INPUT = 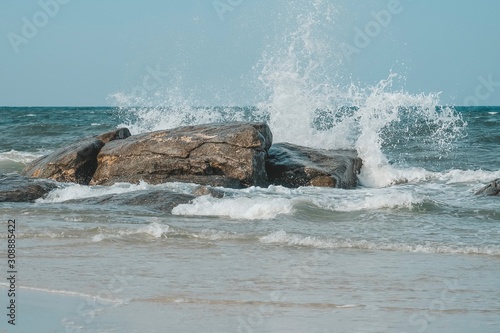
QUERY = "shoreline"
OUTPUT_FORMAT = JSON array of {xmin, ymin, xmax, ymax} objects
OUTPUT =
[{"xmin": 0, "ymin": 286, "xmax": 123, "ymax": 332}]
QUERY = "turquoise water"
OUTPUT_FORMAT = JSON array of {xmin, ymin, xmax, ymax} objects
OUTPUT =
[{"xmin": 0, "ymin": 106, "xmax": 499, "ymax": 332}]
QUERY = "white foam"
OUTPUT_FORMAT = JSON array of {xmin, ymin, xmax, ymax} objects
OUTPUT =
[
  {"xmin": 138, "ymin": 222, "xmax": 170, "ymax": 238},
  {"xmin": 437, "ymin": 169, "xmax": 500, "ymax": 184},
  {"xmin": 256, "ymin": 15, "xmax": 466, "ymax": 188},
  {"xmin": 37, "ymin": 181, "xmax": 153, "ymax": 203},
  {"xmin": 259, "ymin": 230, "xmax": 500, "ymax": 256},
  {"xmin": 331, "ymin": 190, "xmax": 422, "ymax": 212},
  {"xmin": 91, "ymin": 222, "xmax": 171, "ymax": 242},
  {"xmin": 0, "ymin": 150, "xmax": 45, "ymax": 164},
  {"xmin": 172, "ymin": 195, "xmax": 294, "ymax": 220}
]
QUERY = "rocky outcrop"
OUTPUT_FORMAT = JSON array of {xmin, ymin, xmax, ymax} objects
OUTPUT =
[
  {"xmin": 0, "ymin": 174, "xmax": 58, "ymax": 202},
  {"xmin": 18, "ymin": 123, "xmax": 363, "ymax": 190},
  {"xmin": 91, "ymin": 122, "xmax": 272, "ymax": 188},
  {"xmin": 475, "ymin": 179, "xmax": 500, "ymax": 196},
  {"xmin": 20, "ymin": 129, "xmax": 131, "ymax": 185},
  {"xmin": 266, "ymin": 143, "xmax": 362, "ymax": 188}
]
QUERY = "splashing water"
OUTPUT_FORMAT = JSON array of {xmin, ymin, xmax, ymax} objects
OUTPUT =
[
  {"xmin": 110, "ymin": 87, "xmax": 257, "ymax": 134},
  {"xmin": 109, "ymin": 0, "xmax": 466, "ymax": 188},
  {"xmin": 254, "ymin": 3, "xmax": 466, "ymax": 188}
]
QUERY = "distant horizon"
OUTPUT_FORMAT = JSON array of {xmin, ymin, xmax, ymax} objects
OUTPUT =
[{"xmin": 1, "ymin": 105, "xmax": 500, "ymax": 108}]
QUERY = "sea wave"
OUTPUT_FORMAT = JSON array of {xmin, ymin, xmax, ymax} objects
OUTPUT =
[
  {"xmin": 0, "ymin": 149, "xmax": 45, "ymax": 164},
  {"xmin": 36, "ymin": 181, "xmax": 196, "ymax": 203},
  {"xmin": 91, "ymin": 222, "xmax": 172, "ymax": 242},
  {"xmin": 259, "ymin": 230, "xmax": 500, "ymax": 256},
  {"xmin": 91, "ymin": 224, "xmax": 248, "ymax": 243},
  {"xmin": 314, "ymin": 189, "xmax": 423, "ymax": 212},
  {"xmin": 172, "ymin": 195, "xmax": 294, "ymax": 220}
]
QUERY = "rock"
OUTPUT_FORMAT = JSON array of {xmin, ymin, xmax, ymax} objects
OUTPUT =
[
  {"xmin": 20, "ymin": 128, "xmax": 131, "ymax": 185},
  {"xmin": 475, "ymin": 179, "xmax": 500, "ymax": 196},
  {"xmin": 63, "ymin": 190, "xmax": 195, "ymax": 213},
  {"xmin": 0, "ymin": 173, "xmax": 58, "ymax": 202},
  {"xmin": 95, "ymin": 128, "xmax": 132, "ymax": 144},
  {"xmin": 91, "ymin": 122, "xmax": 272, "ymax": 188},
  {"xmin": 20, "ymin": 139, "xmax": 104, "ymax": 185},
  {"xmin": 17, "ymin": 124, "xmax": 365, "ymax": 190},
  {"xmin": 265, "ymin": 143, "xmax": 362, "ymax": 189},
  {"xmin": 192, "ymin": 185, "xmax": 226, "ymax": 198}
]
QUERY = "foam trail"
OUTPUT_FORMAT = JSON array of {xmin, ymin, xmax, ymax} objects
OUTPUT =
[
  {"xmin": 36, "ymin": 181, "xmax": 153, "ymax": 203},
  {"xmin": 259, "ymin": 230, "xmax": 500, "ymax": 256}
]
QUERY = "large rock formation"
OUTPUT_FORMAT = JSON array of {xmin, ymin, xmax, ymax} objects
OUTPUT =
[
  {"xmin": 266, "ymin": 143, "xmax": 362, "ymax": 188},
  {"xmin": 20, "ymin": 129, "xmax": 131, "ymax": 185},
  {"xmin": 475, "ymin": 179, "xmax": 500, "ymax": 196},
  {"xmin": 91, "ymin": 122, "xmax": 272, "ymax": 188},
  {"xmin": 19, "ymin": 123, "xmax": 363, "ymax": 190},
  {"xmin": 0, "ymin": 174, "xmax": 58, "ymax": 202}
]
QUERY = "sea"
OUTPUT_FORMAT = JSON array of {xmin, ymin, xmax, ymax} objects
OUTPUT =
[{"xmin": 0, "ymin": 103, "xmax": 499, "ymax": 333}]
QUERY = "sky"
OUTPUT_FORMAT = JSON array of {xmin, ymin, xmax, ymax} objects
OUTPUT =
[{"xmin": 1, "ymin": 0, "xmax": 499, "ymax": 107}]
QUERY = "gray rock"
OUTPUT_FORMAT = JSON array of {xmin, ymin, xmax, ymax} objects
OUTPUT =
[
  {"xmin": 91, "ymin": 122, "xmax": 272, "ymax": 188},
  {"xmin": 265, "ymin": 143, "xmax": 362, "ymax": 189},
  {"xmin": 16, "ymin": 124, "xmax": 365, "ymax": 190},
  {"xmin": 0, "ymin": 174, "xmax": 58, "ymax": 202},
  {"xmin": 95, "ymin": 128, "xmax": 131, "ymax": 144},
  {"xmin": 20, "ymin": 128, "xmax": 131, "ymax": 185},
  {"xmin": 475, "ymin": 179, "xmax": 500, "ymax": 196},
  {"xmin": 192, "ymin": 185, "xmax": 226, "ymax": 198},
  {"xmin": 63, "ymin": 190, "xmax": 195, "ymax": 213}
]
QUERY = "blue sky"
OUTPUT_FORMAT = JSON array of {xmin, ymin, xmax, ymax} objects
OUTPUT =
[{"xmin": 1, "ymin": 0, "xmax": 499, "ymax": 106}]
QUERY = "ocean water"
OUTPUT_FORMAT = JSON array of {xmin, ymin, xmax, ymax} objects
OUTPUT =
[{"xmin": 0, "ymin": 104, "xmax": 499, "ymax": 333}]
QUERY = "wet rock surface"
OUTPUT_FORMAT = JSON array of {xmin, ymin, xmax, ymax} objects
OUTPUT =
[
  {"xmin": 19, "ymin": 123, "xmax": 363, "ymax": 190},
  {"xmin": 475, "ymin": 179, "xmax": 500, "ymax": 196},
  {"xmin": 63, "ymin": 190, "xmax": 195, "ymax": 213},
  {"xmin": 266, "ymin": 142, "xmax": 362, "ymax": 188},
  {"xmin": 0, "ymin": 173, "xmax": 59, "ymax": 202},
  {"xmin": 21, "ymin": 128, "xmax": 131, "ymax": 185},
  {"xmin": 91, "ymin": 122, "xmax": 272, "ymax": 188}
]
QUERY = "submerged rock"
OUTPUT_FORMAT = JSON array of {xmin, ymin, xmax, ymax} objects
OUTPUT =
[
  {"xmin": 266, "ymin": 143, "xmax": 362, "ymax": 189},
  {"xmin": 0, "ymin": 174, "xmax": 58, "ymax": 202},
  {"xmin": 192, "ymin": 185, "xmax": 226, "ymax": 198},
  {"xmin": 20, "ymin": 128, "xmax": 131, "ymax": 185},
  {"xmin": 63, "ymin": 190, "xmax": 195, "ymax": 213},
  {"xmin": 475, "ymin": 179, "xmax": 500, "ymax": 196},
  {"xmin": 91, "ymin": 122, "xmax": 272, "ymax": 188}
]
